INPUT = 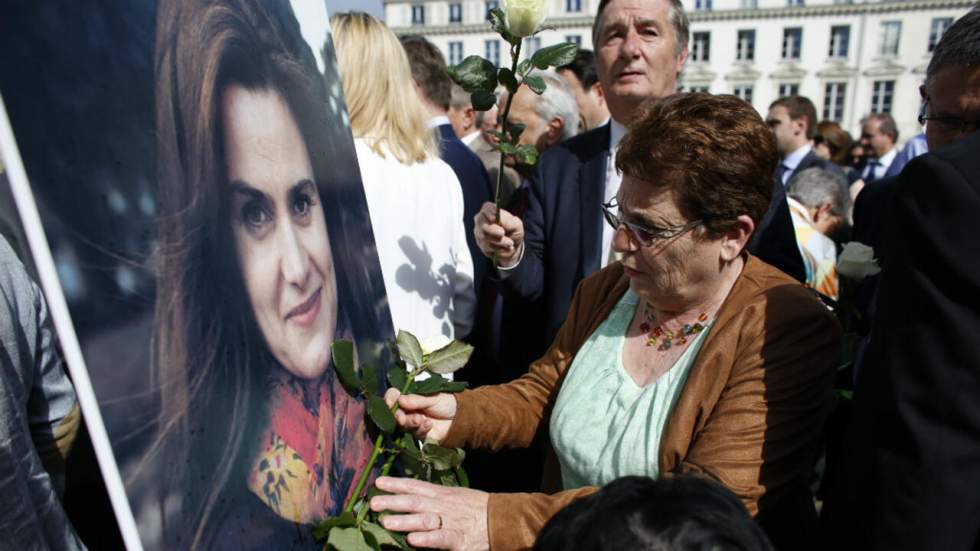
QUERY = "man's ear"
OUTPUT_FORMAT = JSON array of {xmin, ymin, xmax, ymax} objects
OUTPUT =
[
  {"xmin": 462, "ymin": 106, "xmax": 476, "ymax": 130},
  {"xmin": 590, "ymin": 82, "xmax": 607, "ymax": 109},
  {"xmin": 720, "ymin": 214, "xmax": 755, "ymax": 261},
  {"xmin": 541, "ymin": 117, "xmax": 564, "ymax": 149},
  {"xmin": 813, "ymin": 202, "xmax": 834, "ymax": 223}
]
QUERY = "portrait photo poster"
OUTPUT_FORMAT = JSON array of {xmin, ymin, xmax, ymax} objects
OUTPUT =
[{"xmin": 0, "ymin": 1, "xmax": 395, "ymax": 549}]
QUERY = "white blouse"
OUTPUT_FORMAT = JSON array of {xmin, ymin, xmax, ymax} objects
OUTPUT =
[{"xmin": 355, "ymin": 138, "xmax": 476, "ymax": 343}]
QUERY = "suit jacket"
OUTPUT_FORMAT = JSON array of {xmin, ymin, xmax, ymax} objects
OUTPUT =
[
  {"xmin": 787, "ymin": 150, "xmax": 845, "ymax": 183},
  {"xmin": 469, "ymin": 134, "xmax": 521, "ymax": 211},
  {"xmin": 436, "ymin": 124, "xmax": 493, "ymax": 297},
  {"xmin": 504, "ymin": 123, "xmax": 807, "ymax": 355},
  {"xmin": 826, "ymin": 131, "xmax": 980, "ymax": 550},
  {"xmin": 444, "ymin": 256, "xmax": 840, "ymax": 551}
]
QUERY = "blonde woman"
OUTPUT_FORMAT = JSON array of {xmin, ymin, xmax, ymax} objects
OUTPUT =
[{"xmin": 333, "ymin": 12, "xmax": 475, "ymax": 344}]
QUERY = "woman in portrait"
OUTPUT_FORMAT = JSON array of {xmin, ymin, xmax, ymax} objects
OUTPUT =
[
  {"xmin": 331, "ymin": 12, "xmax": 476, "ymax": 345},
  {"xmin": 150, "ymin": 0, "xmax": 385, "ymax": 547},
  {"xmin": 373, "ymin": 94, "xmax": 841, "ymax": 551}
]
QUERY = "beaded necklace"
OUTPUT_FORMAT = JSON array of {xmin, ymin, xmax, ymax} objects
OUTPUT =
[{"xmin": 640, "ymin": 304, "xmax": 708, "ymax": 351}]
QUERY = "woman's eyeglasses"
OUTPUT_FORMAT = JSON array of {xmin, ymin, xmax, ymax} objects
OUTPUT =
[{"xmin": 600, "ymin": 198, "xmax": 703, "ymax": 247}]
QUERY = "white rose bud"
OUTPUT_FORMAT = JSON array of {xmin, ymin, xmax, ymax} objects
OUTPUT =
[
  {"xmin": 504, "ymin": 0, "xmax": 547, "ymax": 38},
  {"xmin": 837, "ymin": 241, "xmax": 882, "ymax": 280}
]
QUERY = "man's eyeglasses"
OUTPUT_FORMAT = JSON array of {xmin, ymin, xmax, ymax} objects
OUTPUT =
[
  {"xmin": 600, "ymin": 198, "xmax": 703, "ymax": 247},
  {"xmin": 918, "ymin": 98, "xmax": 980, "ymax": 135}
]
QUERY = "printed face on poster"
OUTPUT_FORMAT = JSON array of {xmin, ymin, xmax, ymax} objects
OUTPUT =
[{"xmin": 0, "ymin": 1, "xmax": 393, "ymax": 548}]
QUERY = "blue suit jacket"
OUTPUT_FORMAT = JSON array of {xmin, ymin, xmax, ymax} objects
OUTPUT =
[
  {"xmin": 500, "ymin": 122, "xmax": 805, "ymax": 352},
  {"xmin": 435, "ymin": 123, "xmax": 492, "ymax": 297}
]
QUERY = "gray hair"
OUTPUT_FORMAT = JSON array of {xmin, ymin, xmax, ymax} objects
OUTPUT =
[
  {"xmin": 787, "ymin": 167, "xmax": 850, "ymax": 217},
  {"xmin": 532, "ymin": 70, "xmax": 579, "ymax": 141},
  {"xmin": 926, "ymin": 7, "xmax": 980, "ymax": 94},
  {"xmin": 592, "ymin": 0, "xmax": 690, "ymax": 55}
]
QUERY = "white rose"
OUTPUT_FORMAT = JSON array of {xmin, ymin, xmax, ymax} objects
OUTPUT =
[
  {"xmin": 837, "ymin": 242, "xmax": 882, "ymax": 280},
  {"xmin": 504, "ymin": 0, "xmax": 547, "ymax": 38}
]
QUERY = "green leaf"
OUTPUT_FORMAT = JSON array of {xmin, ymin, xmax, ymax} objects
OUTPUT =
[
  {"xmin": 523, "ymin": 75, "xmax": 546, "ymax": 95},
  {"xmin": 399, "ymin": 445, "xmax": 424, "ymax": 477},
  {"xmin": 409, "ymin": 375, "xmax": 467, "ymax": 395},
  {"xmin": 497, "ymin": 142, "xmax": 518, "ymax": 155},
  {"xmin": 395, "ymin": 330, "xmax": 424, "ymax": 369},
  {"xmin": 423, "ymin": 443, "xmax": 464, "ymax": 470},
  {"xmin": 438, "ymin": 471, "xmax": 459, "ymax": 487},
  {"xmin": 487, "ymin": 8, "xmax": 520, "ymax": 45},
  {"xmin": 448, "ymin": 55, "xmax": 497, "ymax": 93},
  {"xmin": 498, "ymin": 68, "xmax": 518, "ymax": 94},
  {"xmin": 367, "ymin": 396, "xmax": 396, "ymax": 434},
  {"xmin": 313, "ymin": 512, "xmax": 357, "ymax": 540},
  {"xmin": 490, "ymin": 130, "xmax": 507, "ymax": 143},
  {"xmin": 470, "ymin": 89, "xmax": 496, "ymax": 111},
  {"xmin": 508, "ymin": 123, "xmax": 526, "ymax": 143},
  {"xmin": 457, "ymin": 465, "xmax": 470, "ymax": 488},
  {"xmin": 326, "ymin": 525, "xmax": 374, "ymax": 551},
  {"xmin": 387, "ymin": 365, "xmax": 408, "ymax": 391},
  {"xmin": 835, "ymin": 389, "xmax": 854, "ymax": 401},
  {"xmin": 530, "ymin": 42, "xmax": 578, "ymax": 70},
  {"xmin": 362, "ymin": 521, "xmax": 403, "ymax": 549},
  {"xmin": 332, "ymin": 340, "xmax": 363, "ymax": 392},
  {"xmin": 515, "ymin": 144, "xmax": 539, "ymax": 166},
  {"xmin": 517, "ymin": 58, "xmax": 533, "ymax": 77},
  {"xmin": 362, "ymin": 363, "xmax": 379, "ymax": 397},
  {"xmin": 425, "ymin": 340, "xmax": 475, "ymax": 374}
]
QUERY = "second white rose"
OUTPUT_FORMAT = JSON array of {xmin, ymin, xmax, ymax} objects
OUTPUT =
[{"xmin": 504, "ymin": 0, "xmax": 548, "ymax": 38}]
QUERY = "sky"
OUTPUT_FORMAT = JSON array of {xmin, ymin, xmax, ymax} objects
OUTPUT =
[{"xmin": 326, "ymin": 0, "xmax": 385, "ymax": 19}]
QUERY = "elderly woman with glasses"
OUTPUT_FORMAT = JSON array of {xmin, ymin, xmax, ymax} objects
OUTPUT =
[{"xmin": 371, "ymin": 93, "xmax": 841, "ymax": 551}]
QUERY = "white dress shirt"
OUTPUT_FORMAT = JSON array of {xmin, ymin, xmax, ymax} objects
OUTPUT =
[
  {"xmin": 600, "ymin": 119, "xmax": 628, "ymax": 267},
  {"xmin": 461, "ymin": 131, "xmax": 480, "ymax": 146},
  {"xmin": 863, "ymin": 147, "xmax": 898, "ymax": 181}
]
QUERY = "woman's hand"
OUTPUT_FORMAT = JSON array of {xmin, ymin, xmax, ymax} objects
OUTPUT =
[
  {"xmin": 370, "ymin": 476, "xmax": 489, "ymax": 551},
  {"xmin": 384, "ymin": 388, "xmax": 457, "ymax": 443}
]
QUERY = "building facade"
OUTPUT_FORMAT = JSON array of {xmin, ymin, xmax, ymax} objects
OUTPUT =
[{"xmin": 385, "ymin": 0, "xmax": 973, "ymax": 142}]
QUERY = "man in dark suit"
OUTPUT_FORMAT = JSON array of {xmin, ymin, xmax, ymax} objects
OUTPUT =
[
  {"xmin": 475, "ymin": 0, "xmax": 804, "ymax": 357},
  {"xmin": 766, "ymin": 95, "xmax": 844, "ymax": 187},
  {"xmin": 401, "ymin": 35, "xmax": 492, "ymax": 296},
  {"xmin": 822, "ymin": 10, "xmax": 980, "ymax": 548}
]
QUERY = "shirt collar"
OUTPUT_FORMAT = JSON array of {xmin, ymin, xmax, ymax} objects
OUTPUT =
[
  {"xmin": 461, "ymin": 131, "xmax": 480, "ymax": 146},
  {"xmin": 426, "ymin": 116, "xmax": 450, "ymax": 130},
  {"xmin": 609, "ymin": 118, "xmax": 627, "ymax": 152},
  {"xmin": 876, "ymin": 147, "xmax": 898, "ymax": 168},
  {"xmin": 783, "ymin": 143, "xmax": 812, "ymax": 171},
  {"xmin": 786, "ymin": 196, "xmax": 814, "ymax": 224}
]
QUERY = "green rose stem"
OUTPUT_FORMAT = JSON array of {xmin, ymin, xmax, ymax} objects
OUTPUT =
[
  {"xmin": 492, "ymin": 38, "xmax": 523, "ymax": 267},
  {"xmin": 342, "ymin": 368, "xmax": 422, "ymax": 516}
]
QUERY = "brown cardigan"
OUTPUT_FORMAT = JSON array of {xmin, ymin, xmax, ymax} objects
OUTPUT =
[{"xmin": 443, "ymin": 256, "xmax": 840, "ymax": 550}]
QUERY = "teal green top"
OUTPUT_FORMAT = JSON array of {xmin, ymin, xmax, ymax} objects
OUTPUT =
[{"xmin": 549, "ymin": 288, "xmax": 711, "ymax": 489}]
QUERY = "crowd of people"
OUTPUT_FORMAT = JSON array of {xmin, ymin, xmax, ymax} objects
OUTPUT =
[{"xmin": 2, "ymin": 0, "xmax": 977, "ymax": 548}]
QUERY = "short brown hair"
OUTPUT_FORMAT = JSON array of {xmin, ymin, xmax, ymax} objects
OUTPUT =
[
  {"xmin": 400, "ymin": 34, "xmax": 451, "ymax": 111},
  {"xmin": 815, "ymin": 121, "xmax": 853, "ymax": 167},
  {"xmin": 616, "ymin": 93, "xmax": 776, "ymax": 237},
  {"xmin": 769, "ymin": 95, "xmax": 818, "ymax": 139}
]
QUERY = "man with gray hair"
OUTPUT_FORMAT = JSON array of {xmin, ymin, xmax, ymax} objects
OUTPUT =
[
  {"xmin": 496, "ymin": 70, "xmax": 578, "ymax": 175},
  {"xmin": 786, "ymin": 167, "xmax": 849, "ymax": 299}
]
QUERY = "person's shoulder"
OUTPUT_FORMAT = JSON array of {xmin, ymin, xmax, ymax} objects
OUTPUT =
[
  {"xmin": 802, "ymin": 150, "xmax": 844, "ymax": 176},
  {"xmin": 733, "ymin": 256, "xmax": 836, "ymax": 326}
]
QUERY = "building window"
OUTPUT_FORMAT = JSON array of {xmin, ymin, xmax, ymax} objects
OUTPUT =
[
  {"xmin": 829, "ymin": 25, "xmax": 850, "ymax": 58},
  {"xmin": 526, "ymin": 37, "xmax": 541, "ymax": 57},
  {"xmin": 929, "ymin": 18, "xmax": 953, "ymax": 52},
  {"xmin": 411, "ymin": 4, "xmax": 425, "ymax": 25},
  {"xmin": 691, "ymin": 32, "xmax": 710, "ymax": 63},
  {"xmin": 449, "ymin": 2, "xmax": 462, "ymax": 23},
  {"xmin": 879, "ymin": 21, "xmax": 901, "ymax": 57},
  {"xmin": 823, "ymin": 82, "xmax": 846, "ymax": 122},
  {"xmin": 695, "ymin": 0, "xmax": 712, "ymax": 11},
  {"xmin": 734, "ymin": 84, "xmax": 754, "ymax": 104},
  {"xmin": 871, "ymin": 80, "xmax": 895, "ymax": 113},
  {"xmin": 832, "ymin": 0, "xmax": 853, "ymax": 4},
  {"xmin": 448, "ymin": 41, "xmax": 464, "ymax": 66},
  {"xmin": 787, "ymin": 0, "xmax": 804, "ymax": 5},
  {"xmin": 566, "ymin": 0, "xmax": 582, "ymax": 12},
  {"xmin": 782, "ymin": 27, "xmax": 802, "ymax": 60},
  {"xmin": 737, "ymin": 30, "xmax": 755, "ymax": 62},
  {"xmin": 485, "ymin": 39, "xmax": 500, "ymax": 66},
  {"xmin": 690, "ymin": 86, "xmax": 711, "ymax": 93},
  {"xmin": 740, "ymin": 0, "xmax": 758, "ymax": 7},
  {"xmin": 565, "ymin": 35, "xmax": 582, "ymax": 46},
  {"xmin": 485, "ymin": 0, "xmax": 498, "ymax": 16},
  {"xmin": 779, "ymin": 83, "xmax": 800, "ymax": 97}
]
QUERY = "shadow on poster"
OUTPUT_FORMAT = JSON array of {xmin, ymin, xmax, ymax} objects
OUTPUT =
[{"xmin": 0, "ymin": 1, "xmax": 394, "ymax": 548}]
